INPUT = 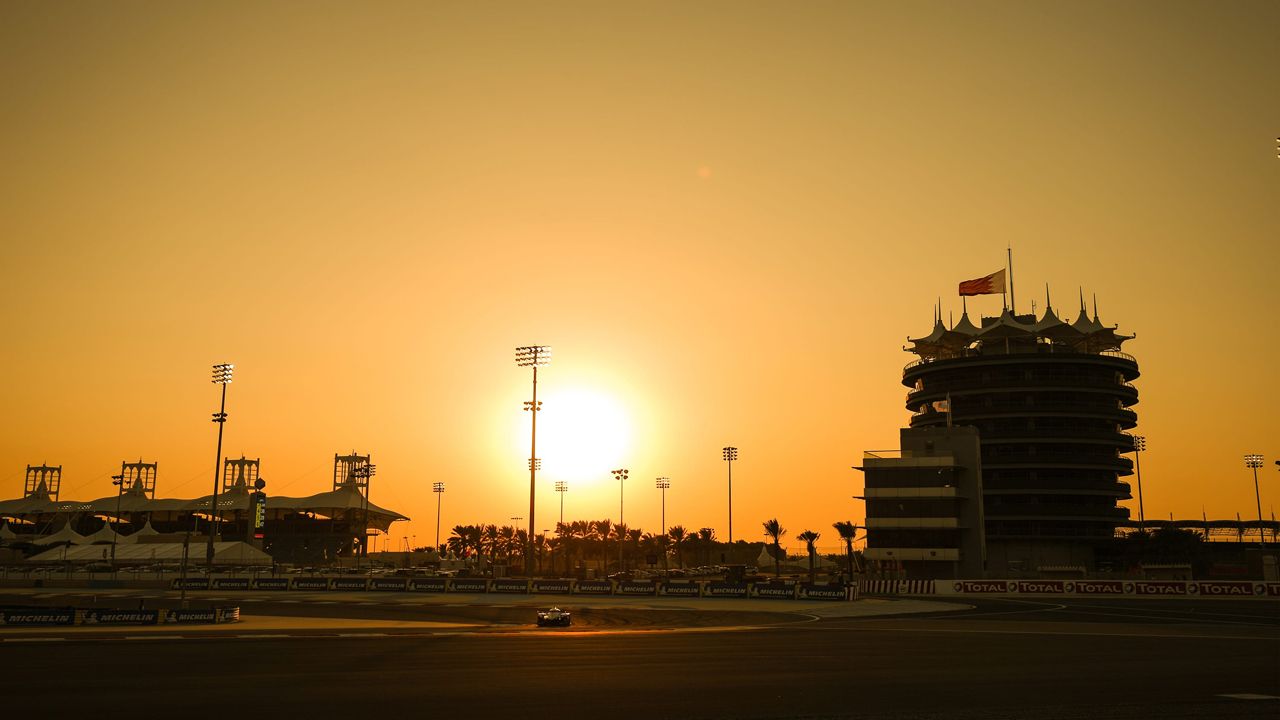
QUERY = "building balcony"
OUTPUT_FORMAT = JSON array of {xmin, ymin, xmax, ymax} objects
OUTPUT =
[
  {"xmin": 984, "ymin": 505, "xmax": 1130, "ymax": 521},
  {"xmin": 864, "ymin": 547, "xmax": 960, "ymax": 561},
  {"xmin": 865, "ymin": 517, "xmax": 961, "ymax": 529}
]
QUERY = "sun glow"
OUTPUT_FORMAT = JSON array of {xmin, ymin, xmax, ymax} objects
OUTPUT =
[{"xmin": 532, "ymin": 387, "xmax": 633, "ymax": 485}]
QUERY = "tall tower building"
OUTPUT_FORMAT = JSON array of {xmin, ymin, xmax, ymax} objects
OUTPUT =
[{"xmin": 902, "ymin": 296, "xmax": 1138, "ymax": 571}]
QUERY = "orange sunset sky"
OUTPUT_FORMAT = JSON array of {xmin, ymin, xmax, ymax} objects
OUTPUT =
[{"xmin": 1, "ymin": 2, "xmax": 1277, "ymax": 552}]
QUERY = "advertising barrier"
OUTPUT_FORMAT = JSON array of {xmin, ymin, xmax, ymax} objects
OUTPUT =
[
  {"xmin": 83, "ymin": 609, "xmax": 160, "ymax": 625},
  {"xmin": 291, "ymin": 577, "xmax": 330, "ymax": 591},
  {"xmin": 331, "ymin": 578, "xmax": 369, "ymax": 591},
  {"xmin": 573, "ymin": 580, "xmax": 613, "ymax": 595},
  {"xmin": 1130, "ymin": 581, "xmax": 1187, "ymax": 596},
  {"xmin": 449, "ymin": 578, "xmax": 489, "ymax": 593},
  {"xmin": 252, "ymin": 577, "xmax": 290, "ymax": 591},
  {"xmin": 370, "ymin": 578, "xmax": 408, "ymax": 591},
  {"xmin": 1194, "ymin": 581, "xmax": 1258, "ymax": 597},
  {"xmin": 704, "ymin": 582, "xmax": 747, "ymax": 598},
  {"xmin": 1014, "ymin": 580, "xmax": 1066, "ymax": 594},
  {"xmin": 0, "ymin": 607, "xmax": 75, "ymax": 626},
  {"xmin": 170, "ymin": 577, "xmax": 210, "ymax": 591},
  {"xmin": 898, "ymin": 579, "xmax": 1280, "ymax": 598},
  {"xmin": 532, "ymin": 580, "xmax": 572, "ymax": 594},
  {"xmin": 617, "ymin": 580, "xmax": 656, "ymax": 596},
  {"xmin": 162, "ymin": 608, "xmax": 218, "ymax": 623},
  {"xmin": 409, "ymin": 578, "xmax": 447, "ymax": 592},
  {"xmin": 1071, "ymin": 580, "xmax": 1125, "ymax": 595},
  {"xmin": 751, "ymin": 583, "xmax": 797, "ymax": 599},
  {"xmin": 658, "ymin": 582, "xmax": 701, "ymax": 597},
  {"xmin": 492, "ymin": 579, "xmax": 529, "ymax": 594},
  {"xmin": 213, "ymin": 578, "xmax": 251, "ymax": 590},
  {"xmin": 798, "ymin": 584, "xmax": 848, "ymax": 601}
]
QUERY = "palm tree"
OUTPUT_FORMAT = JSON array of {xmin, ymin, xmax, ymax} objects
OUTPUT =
[
  {"xmin": 697, "ymin": 527, "xmax": 717, "ymax": 565},
  {"xmin": 797, "ymin": 530, "xmax": 820, "ymax": 584},
  {"xmin": 481, "ymin": 524, "xmax": 499, "ymax": 569},
  {"xmin": 446, "ymin": 524, "xmax": 472, "ymax": 558},
  {"xmin": 832, "ymin": 520, "xmax": 859, "ymax": 581},
  {"xmin": 592, "ymin": 519, "xmax": 612, "ymax": 573},
  {"xmin": 762, "ymin": 518, "xmax": 786, "ymax": 577},
  {"xmin": 668, "ymin": 525, "xmax": 689, "ymax": 569}
]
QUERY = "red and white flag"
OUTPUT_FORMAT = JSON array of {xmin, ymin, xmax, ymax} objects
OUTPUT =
[{"xmin": 958, "ymin": 269, "xmax": 1006, "ymax": 296}]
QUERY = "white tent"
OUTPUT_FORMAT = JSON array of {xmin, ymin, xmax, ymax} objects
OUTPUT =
[
  {"xmin": 82, "ymin": 523, "xmax": 125, "ymax": 545},
  {"xmin": 26, "ymin": 540, "xmax": 272, "ymax": 566},
  {"xmin": 32, "ymin": 523, "xmax": 88, "ymax": 546}
]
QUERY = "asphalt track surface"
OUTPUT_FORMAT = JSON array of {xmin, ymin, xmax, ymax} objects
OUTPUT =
[{"xmin": 2, "ymin": 589, "xmax": 1277, "ymax": 719}]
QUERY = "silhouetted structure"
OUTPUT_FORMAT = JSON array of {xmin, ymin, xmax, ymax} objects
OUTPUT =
[
  {"xmin": 0, "ymin": 452, "xmax": 407, "ymax": 565},
  {"xmin": 896, "ymin": 294, "xmax": 1138, "ymax": 572},
  {"xmin": 856, "ymin": 426, "xmax": 985, "ymax": 578}
]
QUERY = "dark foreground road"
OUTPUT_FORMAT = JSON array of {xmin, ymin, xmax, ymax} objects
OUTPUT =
[{"xmin": 3, "ymin": 596, "xmax": 1277, "ymax": 719}]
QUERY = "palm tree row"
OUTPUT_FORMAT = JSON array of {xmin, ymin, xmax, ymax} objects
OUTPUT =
[
  {"xmin": 445, "ymin": 520, "xmax": 730, "ymax": 575},
  {"xmin": 762, "ymin": 518, "xmax": 863, "ymax": 582},
  {"xmin": 440, "ymin": 517, "xmax": 864, "ymax": 580}
]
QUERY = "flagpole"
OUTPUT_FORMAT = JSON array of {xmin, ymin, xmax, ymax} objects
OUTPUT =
[{"xmin": 1007, "ymin": 246, "xmax": 1015, "ymax": 314}]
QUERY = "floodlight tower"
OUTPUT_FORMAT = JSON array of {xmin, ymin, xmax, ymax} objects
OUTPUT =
[
  {"xmin": 723, "ymin": 447, "xmax": 738, "ymax": 543},
  {"xmin": 207, "ymin": 363, "xmax": 233, "ymax": 568},
  {"xmin": 1245, "ymin": 454, "xmax": 1264, "ymax": 543},
  {"xmin": 433, "ymin": 482, "xmax": 445, "ymax": 551},
  {"xmin": 656, "ymin": 477, "xmax": 670, "ymax": 571},
  {"xmin": 1132, "ymin": 436, "xmax": 1146, "ymax": 530},
  {"xmin": 110, "ymin": 474, "xmax": 125, "ymax": 570},
  {"xmin": 352, "ymin": 463, "xmax": 376, "ymax": 569},
  {"xmin": 516, "ymin": 345, "xmax": 551, "ymax": 574},
  {"xmin": 656, "ymin": 477, "xmax": 670, "ymax": 536},
  {"xmin": 612, "ymin": 468, "xmax": 628, "ymax": 570},
  {"xmin": 555, "ymin": 480, "xmax": 568, "ymax": 526}
]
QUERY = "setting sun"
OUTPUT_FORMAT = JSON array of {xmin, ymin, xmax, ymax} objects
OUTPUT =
[{"xmin": 532, "ymin": 387, "xmax": 633, "ymax": 486}]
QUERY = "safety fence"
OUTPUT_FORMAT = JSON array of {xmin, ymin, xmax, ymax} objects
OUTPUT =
[
  {"xmin": 0, "ymin": 605, "xmax": 240, "ymax": 627},
  {"xmin": 858, "ymin": 578, "xmax": 1280, "ymax": 598},
  {"xmin": 168, "ymin": 576, "xmax": 859, "ymax": 600}
]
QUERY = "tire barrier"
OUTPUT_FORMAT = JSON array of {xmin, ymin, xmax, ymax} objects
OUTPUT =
[{"xmin": 0, "ymin": 605, "xmax": 240, "ymax": 626}]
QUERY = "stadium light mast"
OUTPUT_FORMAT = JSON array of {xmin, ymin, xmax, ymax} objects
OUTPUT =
[
  {"xmin": 1245, "ymin": 454, "xmax": 1265, "ymax": 544},
  {"xmin": 1132, "ymin": 436, "xmax": 1146, "ymax": 530},
  {"xmin": 207, "ymin": 363, "xmax": 233, "ymax": 568},
  {"xmin": 656, "ymin": 477, "xmax": 670, "ymax": 571},
  {"xmin": 110, "ymin": 473, "xmax": 125, "ymax": 571},
  {"xmin": 613, "ymin": 468, "xmax": 628, "ymax": 570},
  {"xmin": 555, "ymin": 480, "xmax": 567, "ymax": 526},
  {"xmin": 433, "ymin": 482, "xmax": 445, "ymax": 551},
  {"xmin": 656, "ymin": 477, "xmax": 670, "ymax": 537},
  {"xmin": 723, "ymin": 447, "xmax": 738, "ymax": 543},
  {"xmin": 516, "ymin": 345, "xmax": 550, "ymax": 575}
]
